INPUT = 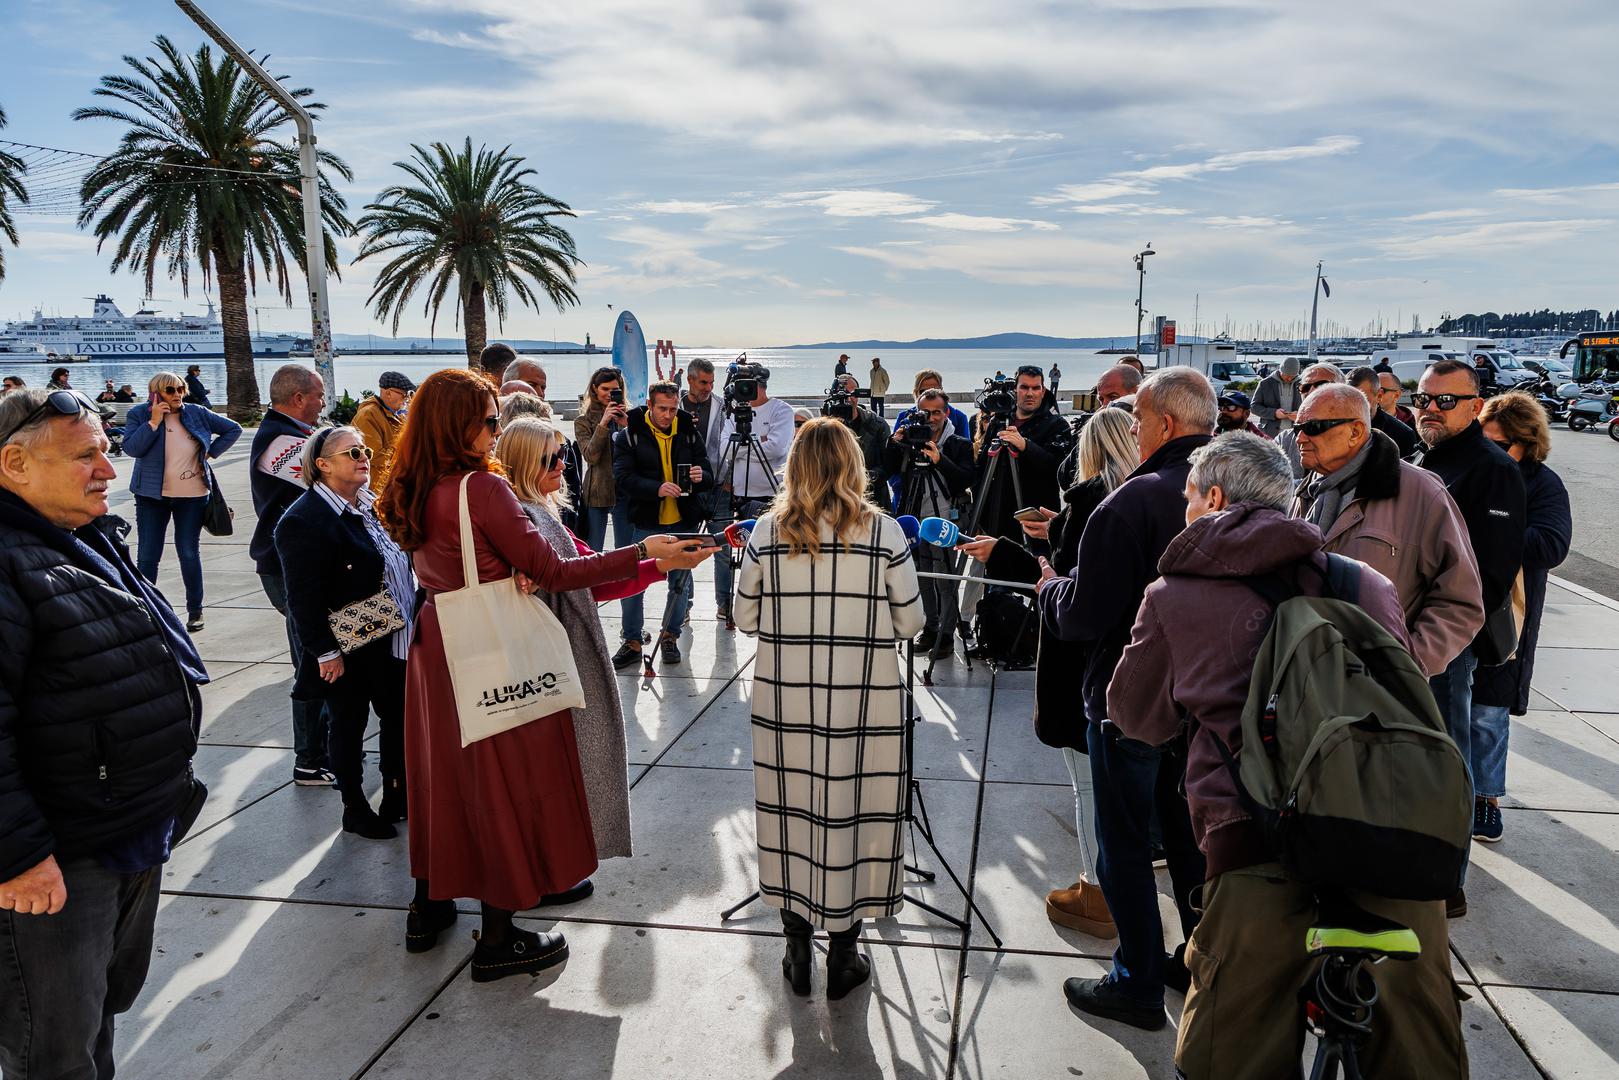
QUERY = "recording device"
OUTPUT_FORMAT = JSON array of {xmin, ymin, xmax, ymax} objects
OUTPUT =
[
  {"xmin": 974, "ymin": 374, "xmax": 1017, "ymax": 419},
  {"xmin": 896, "ymin": 514, "xmax": 920, "ymax": 547},
  {"xmin": 678, "ymin": 465, "xmax": 695, "ymax": 494},
  {"xmin": 723, "ymin": 355, "xmax": 767, "ymax": 435},
  {"xmin": 918, "ymin": 516, "xmax": 964, "ymax": 548},
  {"xmin": 608, "ymin": 388, "xmax": 625, "ymax": 405},
  {"xmin": 666, "ymin": 532, "xmax": 722, "ymax": 548},
  {"xmin": 900, "ymin": 416, "xmax": 934, "ymax": 448},
  {"xmin": 724, "ymin": 518, "xmax": 758, "ymax": 548},
  {"xmin": 1012, "ymin": 506, "xmax": 1048, "ymax": 524},
  {"xmin": 821, "ymin": 380, "xmax": 857, "ymax": 422}
]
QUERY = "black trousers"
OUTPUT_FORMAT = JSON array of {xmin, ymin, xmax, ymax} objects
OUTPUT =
[
  {"xmin": 781, "ymin": 909, "xmax": 861, "ymax": 943},
  {"xmin": 324, "ymin": 654, "xmax": 406, "ymax": 807}
]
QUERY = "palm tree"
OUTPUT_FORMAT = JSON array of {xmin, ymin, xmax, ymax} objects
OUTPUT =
[
  {"xmin": 0, "ymin": 106, "xmax": 30, "ymax": 284},
  {"xmin": 75, "ymin": 36, "xmax": 352, "ymax": 420},
  {"xmin": 353, "ymin": 139, "xmax": 581, "ymax": 370}
]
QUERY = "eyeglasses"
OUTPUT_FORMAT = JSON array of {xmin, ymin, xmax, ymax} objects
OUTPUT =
[
  {"xmin": 1410, "ymin": 393, "xmax": 1479, "ymax": 411},
  {"xmin": 482, "ymin": 416, "xmax": 500, "ymax": 434},
  {"xmin": 1295, "ymin": 417, "xmax": 1356, "ymax": 437},
  {"xmin": 0, "ymin": 389, "xmax": 92, "ymax": 446},
  {"xmin": 1218, "ymin": 403, "xmax": 1244, "ymax": 412},
  {"xmin": 324, "ymin": 445, "xmax": 373, "ymax": 462}
]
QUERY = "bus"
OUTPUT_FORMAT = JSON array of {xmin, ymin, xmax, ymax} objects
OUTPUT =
[{"xmin": 1560, "ymin": 333, "xmax": 1619, "ymax": 383}]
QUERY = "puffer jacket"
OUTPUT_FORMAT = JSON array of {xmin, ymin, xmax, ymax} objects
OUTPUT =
[
  {"xmin": 1107, "ymin": 503, "xmax": 1412, "ymax": 878},
  {"xmin": 0, "ymin": 490, "xmax": 205, "ymax": 881}
]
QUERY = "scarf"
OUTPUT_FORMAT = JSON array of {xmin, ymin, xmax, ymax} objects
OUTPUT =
[
  {"xmin": 650, "ymin": 415, "xmax": 681, "ymax": 525},
  {"xmin": 1298, "ymin": 436, "xmax": 1372, "ymax": 530}
]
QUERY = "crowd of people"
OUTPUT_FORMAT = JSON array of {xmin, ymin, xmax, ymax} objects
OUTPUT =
[{"xmin": 0, "ymin": 343, "xmax": 1576, "ymax": 1077}]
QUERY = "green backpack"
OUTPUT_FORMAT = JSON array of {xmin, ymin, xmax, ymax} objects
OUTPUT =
[{"xmin": 1209, "ymin": 555, "xmax": 1473, "ymax": 902}]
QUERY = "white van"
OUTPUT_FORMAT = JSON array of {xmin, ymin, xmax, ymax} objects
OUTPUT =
[
  {"xmin": 1375, "ymin": 339, "xmax": 1538, "ymax": 389},
  {"xmin": 1158, "ymin": 342, "xmax": 1261, "ymax": 390}
]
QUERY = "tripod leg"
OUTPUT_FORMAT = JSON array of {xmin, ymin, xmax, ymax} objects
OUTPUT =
[{"xmin": 720, "ymin": 890, "xmax": 761, "ymax": 921}]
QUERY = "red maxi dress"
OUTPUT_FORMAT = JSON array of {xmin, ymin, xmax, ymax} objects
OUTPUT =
[{"xmin": 405, "ymin": 470, "xmax": 662, "ymax": 910}]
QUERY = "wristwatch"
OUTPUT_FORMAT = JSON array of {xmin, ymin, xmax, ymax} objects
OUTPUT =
[{"xmin": 635, "ymin": 540, "xmax": 649, "ymax": 560}]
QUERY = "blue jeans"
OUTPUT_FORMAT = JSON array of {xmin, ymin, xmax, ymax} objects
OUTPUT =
[
  {"xmin": 1429, "ymin": 647, "xmax": 1478, "ymax": 794},
  {"xmin": 1086, "ymin": 722, "xmax": 1205, "ymax": 1006},
  {"xmin": 621, "ymin": 523, "xmax": 692, "ymax": 642},
  {"xmin": 134, "ymin": 493, "xmax": 208, "ymax": 616},
  {"xmin": 259, "ymin": 572, "xmax": 330, "ymax": 771},
  {"xmin": 1470, "ymin": 704, "xmax": 1511, "ymax": 799},
  {"xmin": 579, "ymin": 496, "xmax": 633, "ymax": 553}
]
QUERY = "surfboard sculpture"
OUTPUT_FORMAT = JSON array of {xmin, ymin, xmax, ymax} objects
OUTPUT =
[{"xmin": 612, "ymin": 311, "xmax": 649, "ymax": 403}]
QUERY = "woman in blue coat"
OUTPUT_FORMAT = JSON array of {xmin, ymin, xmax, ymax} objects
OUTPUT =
[{"xmin": 123, "ymin": 371, "xmax": 242, "ymax": 630}]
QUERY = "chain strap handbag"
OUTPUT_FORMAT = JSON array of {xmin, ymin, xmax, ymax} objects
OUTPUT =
[{"xmin": 326, "ymin": 581, "xmax": 407, "ymax": 654}]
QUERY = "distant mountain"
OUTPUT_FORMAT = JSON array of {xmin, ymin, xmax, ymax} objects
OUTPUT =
[{"xmin": 775, "ymin": 332, "xmax": 1137, "ymax": 350}]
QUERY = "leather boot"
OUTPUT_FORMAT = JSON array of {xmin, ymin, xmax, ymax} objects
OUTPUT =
[
  {"xmin": 378, "ymin": 777, "xmax": 407, "ymax": 824},
  {"xmin": 826, "ymin": 921, "xmax": 870, "ymax": 1001},
  {"xmin": 781, "ymin": 911, "xmax": 812, "ymax": 997},
  {"xmin": 1045, "ymin": 879, "xmax": 1117, "ymax": 939},
  {"xmin": 342, "ymin": 803, "xmax": 396, "ymax": 840}
]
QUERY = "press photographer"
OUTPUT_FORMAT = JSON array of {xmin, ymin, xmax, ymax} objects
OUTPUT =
[
  {"xmin": 716, "ymin": 361, "xmax": 794, "ymax": 619},
  {"xmin": 822, "ymin": 375, "xmax": 893, "ymax": 505},
  {"xmin": 971, "ymin": 365, "xmax": 1074, "ymax": 543},
  {"xmin": 882, "ymin": 389, "xmax": 973, "ymax": 657},
  {"xmin": 611, "ymin": 382, "xmax": 717, "ymax": 667}
]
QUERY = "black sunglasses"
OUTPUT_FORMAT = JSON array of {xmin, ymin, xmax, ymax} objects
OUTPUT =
[
  {"xmin": 0, "ymin": 389, "xmax": 92, "ymax": 445},
  {"xmin": 1410, "ymin": 392, "xmax": 1479, "ymax": 411},
  {"xmin": 482, "ymin": 416, "xmax": 500, "ymax": 434},
  {"xmin": 160, "ymin": 385, "xmax": 185, "ymax": 395},
  {"xmin": 1014, "ymin": 365, "xmax": 1045, "ymax": 381},
  {"xmin": 1298, "ymin": 381, "xmax": 1335, "ymax": 395},
  {"xmin": 1296, "ymin": 417, "xmax": 1356, "ymax": 437}
]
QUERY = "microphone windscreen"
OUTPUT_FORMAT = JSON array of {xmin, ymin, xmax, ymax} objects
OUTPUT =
[
  {"xmin": 917, "ymin": 516, "xmax": 961, "ymax": 548},
  {"xmin": 723, "ymin": 519, "xmax": 758, "ymax": 548},
  {"xmin": 895, "ymin": 515, "xmax": 920, "ymax": 543}
]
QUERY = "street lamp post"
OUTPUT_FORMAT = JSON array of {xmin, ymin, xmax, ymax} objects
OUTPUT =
[
  {"xmin": 174, "ymin": 0, "xmax": 335, "ymax": 410},
  {"xmin": 1134, "ymin": 244, "xmax": 1156, "ymax": 355}
]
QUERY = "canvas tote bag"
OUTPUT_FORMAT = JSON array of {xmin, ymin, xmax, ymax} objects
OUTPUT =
[{"xmin": 438, "ymin": 474, "xmax": 586, "ymax": 746}]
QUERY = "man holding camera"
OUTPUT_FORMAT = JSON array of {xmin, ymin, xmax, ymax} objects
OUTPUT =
[
  {"xmin": 884, "ymin": 389, "xmax": 973, "ymax": 657},
  {"xmin": 717, "ymin": 368, "xmax": 794, "ymax": 618},
  {"xmin": 829, "ymin": 374, "xmax": 895, "ymax": 505},
  {"xmin": 611, "ymin": 382, "xmax": 716, "ymax": 667},
  {"xmin": 973, "ymin": 365, "xmax": 1074, "ymax": 543}
]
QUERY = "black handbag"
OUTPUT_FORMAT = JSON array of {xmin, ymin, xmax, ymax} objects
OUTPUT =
[
  {"xmin": 1473, "ymin": 573, "xmax": 1524, "ymax": 667},
  {"xmin": 202, "ymin": 468, "xmax": 234, "ymax": 537}
]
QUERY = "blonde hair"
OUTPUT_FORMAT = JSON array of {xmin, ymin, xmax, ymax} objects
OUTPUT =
[
  {"xmin": 148, "ymin": 371, "xmax": 185, "ymax": 398},
  {"xmin": 768, "ymin": 417, "xmax": 874, "ymax": 557},
  {"xmin": 496, "ymin": 418, "xmax": 573, "ymax": 514},
  {"xmin": 1480, "ymin": 390, "xmax": 1552, "ymax": 463},
  {"xmin": 1076, "ymin": 407, "xmax": 1139, "ymax": 492}
]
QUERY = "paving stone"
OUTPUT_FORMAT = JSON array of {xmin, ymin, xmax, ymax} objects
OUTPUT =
[
  {"xmin": 1485, "ymin": 986, "xmax": 1619, "ymax": 1079},
  {"xmin": 1535, "ymin": 602, "xmax": 1619, "ymax": 649},
  {"xmin": 599, "ymin": 614, "xmax": 756, "ymax": 682},
  {"xmin": 1525, "ymin": 648, "xmax": 1619, "ymax": 713},
  {"xmin": 189, "ymin": 603, "xmax": 300, "ymax": 664},
  {"xmin": 1449, "ymin": 809, "xmax": 1619, "ymax": 994},
  {"xmin": 198, "ymin": 662, "xmax": 300, "ymax": 747},
  {"xmin": 1502, "ymin": 710, "xmax": 1619, "ymax": 813},
  {"xmin": 151, "ymin": 568, "xmax": 267, "ymax": 610},
  {"xmin": 367, "ymin": 920, "xmax": 959, "ymax": 1079},
  {"xmin": 980, "ymin": 685, "xmax": 1069, "ymax": 786},
  {"xmin": 189, "ymin": 744, "xmax": 293, "ymax": 836},
  {"xmin": 1575, "ymin": 712, "xmax": 1619, "ymax": 743},
  {"xmin": 115, "ymin": 895, "xmax": 464, "ymax": 1079},
  {"xmin": 619, "ymin": 674, "xmax": 737, "ymax": 765}
]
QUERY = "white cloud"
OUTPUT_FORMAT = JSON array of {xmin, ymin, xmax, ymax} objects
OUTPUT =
[
  {"xmin": 1374, "ymin": 219, "xmax": 1602, "ymax": 260},
  {"xmin": 1065, "ymin": 204, "xmax": 1191, "ymax": 216},
  {"xmin": 905, "ymin": 213, "xmax": 1060, "ymax": 232},
  {"xmin": 1204, "ymin": 215, "xmax": 1292, "ymax": 229},
  {"xmin": 1394, "ymin": 208, "xmax": 1489, "ymax": 222},
  {"xmin": 1032, "ymin": 180, "xmax": 1158, "ymax": 205},
  {"xmin": 776, "ymin": 190, "xmax": 939, "ymax": 218},
  {"xmin": 1494, "ymin": 182, "xmax": 1619, "ymax": 203},
  {"xmin": 627, "ymin": 200, "xmax": 742, "ymax": 215}
]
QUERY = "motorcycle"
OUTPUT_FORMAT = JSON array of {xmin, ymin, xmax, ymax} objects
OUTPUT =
[
  {"xmin": 1525, "ymin": 376, "xmax": 1569, "ymax": 422},
  {"xmin": 1558, "ymin": 381, "xmax": 1619, "ymax": 432}
]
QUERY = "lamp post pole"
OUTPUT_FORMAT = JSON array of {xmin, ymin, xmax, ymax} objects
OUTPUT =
[
  {"xmin": 1134, "ymin": 244, "xmax": 1155, "ymax": 355},
  {"xmin": 175, "ymin": 0, "xmax": 335, "ymax": 410}
]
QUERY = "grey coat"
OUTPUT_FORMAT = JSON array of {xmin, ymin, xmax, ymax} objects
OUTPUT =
[{"xmin": 1251, "ymin": 373, "xmax": 1301, "ymax": 437}]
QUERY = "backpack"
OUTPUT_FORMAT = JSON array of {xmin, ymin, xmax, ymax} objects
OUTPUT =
[
  {"xmin": 972, "ymin": 590, "xmax": 1037, "ymax": 669},
  {"xmin": 1210, "ymin": 555, "xmax": 1473, "ymax": 902}
]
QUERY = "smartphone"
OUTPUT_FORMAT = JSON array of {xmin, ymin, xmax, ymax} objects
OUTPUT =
[
  {"xmin": 1012, "ymin": 506, "xmax": 1049, "ymax": 523},
  {"xmin": 609, "ymin": 389, "xmax": 625, "ymax": 405},
  {"xmin": 667, "ymin": 532, "xmax": 721, "ymax": 548},
  {"xmin": 678, "ymin": 469, "xmax": 694, "ymax": 494}
]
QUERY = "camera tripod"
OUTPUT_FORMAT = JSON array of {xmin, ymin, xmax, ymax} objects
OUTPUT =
[
  {"xmin": 710, "ymin": 418, "xmax": 780, "ymax": 630},
  {"xmin": 897, "ymin": 451, "xmax": 967, "ymax": 686}
]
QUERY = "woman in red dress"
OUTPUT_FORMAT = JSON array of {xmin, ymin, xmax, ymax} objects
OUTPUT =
[{"xmin": 377, "ymin": 369, "xmax": 711, "ymax": 982}]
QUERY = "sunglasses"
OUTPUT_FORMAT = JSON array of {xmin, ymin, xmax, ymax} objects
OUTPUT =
[
  {"xmin": 1410, "ymin": 393, "xmax": 1479, "ymax": 412},
  {"xmin": 0, "ymin": 389, "xmax": 92, "ymax": 446},
  {"xmin": 482, "ymin": 416, "xmax": 500, "ymax": 434},
  {"xmin": 1218, "ymin": 403, "xmax": 1245, "ymax": 412},
  {"xmin": 1014, "ymin": 365, "xmax": 1045, "ymax": 380},
  {"xmin": 1295, "ymin": 417, "xmax": 1356, "ymax": 437},
  {"xmin": 1489, "ymin": 439, "xmax": 1514, "ymax": 452},
  {"xmin": 1298, "ymin": 381, "xmax": 1334, "ymax": 395},
  {"xmin": 160, "ymin": 385, "xmax": 185, "ymax": 395},
  {"xmin": 324, "ymin": 445, "xmax": 373, "ymax": 462}
]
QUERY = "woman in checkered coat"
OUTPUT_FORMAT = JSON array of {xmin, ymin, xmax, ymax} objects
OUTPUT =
[{"xmin": 734, "ymin": 417, "xmax": 924, "ymax": 1000}]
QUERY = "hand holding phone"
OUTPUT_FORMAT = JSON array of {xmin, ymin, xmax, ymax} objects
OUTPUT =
[{"xmin": 1012, "ymin": 506, "xmax": 1051, "ymax": 524}]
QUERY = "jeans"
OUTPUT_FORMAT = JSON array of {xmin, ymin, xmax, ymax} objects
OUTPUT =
[
  {"xmin": 259, "ymin": 572, "xmax": 330, "ymax": 771},
  {"xmin": 327, "ymin": 656, "xmax": 407, "ymax": 807},
  {"xmin": 0, "ymin": 858, "xmax": 161, "ymax": 1080},
  {"xmin": 1470, "ymin": 704, "xmax": 1511, "ymax": 800},
  {"xmin": 579, "ymin": 496, "xmax": 633, "ymax": 553},
  {"xmin": 1430, "ymin": 648, "xmax": 1479, "ymax": 793},
  {"xmin": 621, "ymin": 523, "xmax": 693, "ymax": 642},
  {"xmin": 1086, "ymin": 722, "xmax": 1206, "ymax": 1006},
  {"xmin": 134, "ymin": 493, "xmax": 208, "ymax": 617},
  {"xmin": 1062, "ymin": 747, "xmax": 1101, "ymax": 883}
]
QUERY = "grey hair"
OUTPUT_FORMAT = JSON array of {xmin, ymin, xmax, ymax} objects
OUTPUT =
[
  {"xmin": 269, "ymin": 363, "xmax": 322, "ymax": 405},
  {"xmin": 686, "ymin": 357, "xmax": 715, "ymax": 377},
  {"xmin": 298, "ymin": 425, "xmax": 363, "ymax": 488},
  {"xmin": 0, "ymin": 388, "xmax": 98, "ymax": 451},
  {"xmin": 1301, "ymin": 362, "xmax": 1345, "ymax": 384},
  {"xmin": 500, "ymin": 393, "xmax": 554, "ymax": 425},
  {"xmin": 1138, "ymin": 367, "xmax": 1217, "ymax": 433},
  {"xmin": 1103, "ymin": 364, "xmax": 1143, "ymax": 392},
  {"xmin": 1308, "ymin": 383, "xmax": 1371, "ymax": 424},
  {"xmin": 502, "ymin": 357, "xmax": 546, "ymax": 386},
  {"xmin": 917, "ymin": 388, "xmax": 950, "ymax": 407},
  {"xmin": 1187, "ymin": 432, "xmax": 1295, "ymax": 511}
]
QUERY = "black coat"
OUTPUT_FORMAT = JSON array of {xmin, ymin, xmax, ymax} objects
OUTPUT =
[
  {"xmin": 273, "ymin": 489, "xmax": 413, "ymax": 701},
  {"xmin": 973, "ymin": 401, "xmax": 1076, "ymax": 539},
  {"xmin": 611, "ymin": 406, "xmax": 716, "ymax": 529},
  {"xmin": 1372, "ymin": 407, "xmax": 1421, "ymax": 460},
  {"xmin": 882, "ymin": 429, "xmax": 974, "ymax": 515},
  {"xmin": 1419, "ymin": 421, "xmax": 1528, "ymax": 636},
  {"xmin": 249, "ymin": 408, "xmax": 314, "ymax": 576},
  {"xmin": 0, "ymin": 491, "xmax": 203, "ymax": 881},
  {"xmin": 1473, "ymin": 459, "xmax": 1572, "ymax": 713},
  {"xmin": 988, "ymin": 474, "xmax": 1110, "ymax": 751}
]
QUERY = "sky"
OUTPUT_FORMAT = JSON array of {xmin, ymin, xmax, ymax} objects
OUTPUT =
[{"xmin": 0, "ymin": 0, "xmax": 1616, "ymax": 347}]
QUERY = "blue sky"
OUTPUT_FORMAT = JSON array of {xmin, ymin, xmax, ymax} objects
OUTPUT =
[{"xmin": 1, "ymin": 0, "xmax": 1616, "ymax": 346}]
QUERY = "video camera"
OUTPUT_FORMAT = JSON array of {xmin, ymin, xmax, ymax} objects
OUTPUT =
[
  {"xmin": 821, "ymin": 380, "xmax": 857, "ymax": 422},
  {"xmin": 974, "ymin": 374, "xmax": 1017, "ymax": 419},
  {"xmin": 723, "ymin": 355, "xmax": 767, "ymax": 435}
]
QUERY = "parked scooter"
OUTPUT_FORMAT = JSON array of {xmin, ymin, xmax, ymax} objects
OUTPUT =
[
  {"xmin": 1525, "ymin": 376, "xmax": 1569, "ymax": 422},
  {"xmin": 1558, "ymin": 381, "xmax": 1619, "ymax": 432}
]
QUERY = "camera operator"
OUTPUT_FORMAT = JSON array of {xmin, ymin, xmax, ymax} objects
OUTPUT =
[
  {"xmin": 973, "ymin": 364, "xmax": 1075, "ymax": 543},
  {"xmin": 883, "ymin": 389, "xmax": 972, "ymax": 657},
  {"xmin": 825, "ymin": 375, "xmax": 893, "ymax": 506},
  {"xmin": 716, "ymin": 366, "xmax": 793, "ymax": 618},
  {"xmin": 610, "ymin": 382, "xmax": 716, "ymax": 668}
]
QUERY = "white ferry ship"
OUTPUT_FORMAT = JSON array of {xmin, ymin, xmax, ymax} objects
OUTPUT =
[{"xmin": 0, "ymin": 295, "xmax": 301, "ymax": 359}]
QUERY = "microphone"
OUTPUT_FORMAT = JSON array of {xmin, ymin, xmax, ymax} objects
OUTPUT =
[
  {"xmin": 724, "ymin": 518, "xmax": 757, "ymax": 548},
  {"xmin": 917, "ymin": 516, "xmax": 962, "ymax": 548},
  {"xmin": 896, "ymin": 515, "xmax": 920, "ymax": 546}
]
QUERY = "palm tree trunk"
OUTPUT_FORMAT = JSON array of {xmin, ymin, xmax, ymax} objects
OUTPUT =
[
  {"xmin": 214, "ymin": 248, "xmax": 261, "ymax": 421},
  {"xmin": 464, "ymin": 280, "xmax": 488, "ymax": 370}
]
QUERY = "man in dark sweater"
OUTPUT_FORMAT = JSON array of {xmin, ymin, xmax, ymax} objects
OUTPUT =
[
  {"xmin": 0, "ymin": 389, "xmax": 208, "ymax": 1076},
  {"xmin": 1349, "ymin": 365, "xmax": 1420, "ymax": 459},
  {"xmin": 1037, "ymin": 367, "xmax": 1215, "ymax": 1029},
  {"xmin": 249, "ymin": 364, "xmax": 334, "ymax": 786},
  {"xmin": 972, "ymin": 365, "xmax": 1075, "ymax": 543},
  {"xmin": 1416, "ymin": 359, "xmax": 1526, "ymax": 916}
]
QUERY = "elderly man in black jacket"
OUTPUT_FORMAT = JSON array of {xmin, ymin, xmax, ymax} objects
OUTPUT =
[{"xmin": 0, "ymin": 389, "xmax": 208, "ymax": 1078}]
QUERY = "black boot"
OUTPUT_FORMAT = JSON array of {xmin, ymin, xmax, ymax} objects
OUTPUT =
[
  {"xmin": 781, "ymin": 911, "xmax": 813, "ymax": 997},
  {"xmin": 405, "ymin": 881, "xmax": 457, "ymax": 954},
  {"xmin": 378, "ymin": 778, "xmax": 408, "ymax": 824},
  {"xmin": 470, "ymin": 905, "xmax": 568, "ymax": 983},
  {"xmin": 826, "ymin": 921, "xmax": 870, "ymax": 1001},
  {"xmin": 342, "ymin": 803, "xmax": 397, "ymax": 840}
]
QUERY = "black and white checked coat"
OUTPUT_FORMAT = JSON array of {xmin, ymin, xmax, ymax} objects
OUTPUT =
[{"xmin": 734, "ymin": 513, "xmax": 925, "ymax": 931}]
